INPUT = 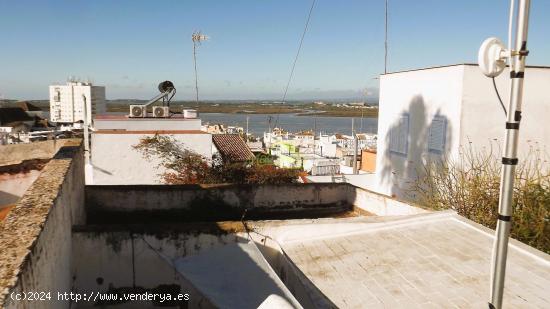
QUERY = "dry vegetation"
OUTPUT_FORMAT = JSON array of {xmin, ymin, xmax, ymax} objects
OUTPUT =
[
  {"xmin": 133, "ymin": 135, "xmax": 300, "ymax": 185},
  {"xmin": 410, "ymin": 143, "xmax": 550, "ymax": 254}
]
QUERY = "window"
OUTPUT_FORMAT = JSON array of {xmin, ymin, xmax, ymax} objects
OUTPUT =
[
  {"xmin": 389, "ymin": 114, "xmax": 409, "ymax": 155},
  {"xmin": 428, "ymin": 116, "xmax": 447, "ymax": 153},
  {"xmin": 54, "ymin": 89, "xmax": 61, "ymax": 102}
]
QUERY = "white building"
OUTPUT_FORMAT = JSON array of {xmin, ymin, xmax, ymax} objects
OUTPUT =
[
  {"xmin": 90, "ymin": 115, "xmax": 212, "ymax": 185},
  {"xmin": 316, "ymin": 135, "xmax": 338, "ymax": 158},
  {"xmin": 332, "ymin": 133, "xmax": 376, "ymax": 151},
  {"xmin": 49, "ymin": 82, "xmax": 106, "ymax": 124},
  {"xmin": 374, "ymin": 64, "xmax": 550, "ymax": 198}
]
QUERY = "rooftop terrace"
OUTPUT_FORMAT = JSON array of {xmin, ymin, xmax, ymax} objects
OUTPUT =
[
  {"xmin": 251, "ymin": 212, "xmax": 550, "ymax": 308},
  {"xmin": 0, "ymin": 142, "xmax": 548, "ymax": 309}
]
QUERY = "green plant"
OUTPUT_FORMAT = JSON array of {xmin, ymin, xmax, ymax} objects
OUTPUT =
[
  {"xmin": 411, "ymin": 143, "xmax": 550, "ymax": 254},
  {"xmin": 133, "ymin": 134, "xmax": 300, "ymax": 185}
]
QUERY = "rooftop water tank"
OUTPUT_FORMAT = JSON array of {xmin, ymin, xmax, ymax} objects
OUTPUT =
[{"xmin": 183, "ymin": 109, "xmax": 198, "ymax": 119}]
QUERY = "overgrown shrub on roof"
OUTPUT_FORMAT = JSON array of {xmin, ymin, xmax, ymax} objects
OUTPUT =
[
  {"xmin": 410, "ymin": 142, "xmax": 550, "ymax": 254},
  {"xmin": 133, "ymin": 134, "xmax": 300, "ymax": 185}
]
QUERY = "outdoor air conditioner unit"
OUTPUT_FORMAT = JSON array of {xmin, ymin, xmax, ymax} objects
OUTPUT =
[
  {"xmin": 153, "ymin": 106, "xmax": 170, "ymax": 118},
  {"xmin": 129, "ymin": 105, "xmax": 146, "ymax": 118}
]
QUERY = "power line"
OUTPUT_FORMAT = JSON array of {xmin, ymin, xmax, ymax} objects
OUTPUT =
[
  {"xmin": 281, "ymin": 0, "xmax": 316, "ymax": 104},
  {"xmin": 275, "ymin": 0, "xmax": 316, "ymax": 129}
]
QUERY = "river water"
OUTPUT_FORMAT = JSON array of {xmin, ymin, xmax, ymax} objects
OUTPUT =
[
  {"xmin": 200, "ymin": 113, "xmax": 378, "ymax": 137},
  {"xmin": 98, "ymin": 111, "xmax": 377, "ymax": 137}
]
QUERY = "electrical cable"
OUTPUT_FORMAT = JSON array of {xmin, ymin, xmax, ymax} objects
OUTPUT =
[
  {"xmin": 139, "ymin": 235, "xmax": 178, "ymax": 270},
  {"xmin": 492, "ymin": 77, "xmax": 507, "ymax": 116},
  {"xmin": 486, "ymin": 1, "xmax": 514, "ymax": 120},
  {"xmin": 508, "ymin": 0, "xmax": 515, "ymax": 53},
  {"xmin": 275, "ymin": 0, "xmax": 316, "ymax": 129}
]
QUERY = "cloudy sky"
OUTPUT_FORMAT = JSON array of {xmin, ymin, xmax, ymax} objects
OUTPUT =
[{"xmin": 1, "ymin": 0, "xmax": 549, "ymax": 100}]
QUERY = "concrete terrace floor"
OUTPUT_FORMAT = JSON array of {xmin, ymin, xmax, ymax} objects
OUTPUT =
[{"xmin": 255, "ymin": 211, "xmax": 550, "ymax": 308}]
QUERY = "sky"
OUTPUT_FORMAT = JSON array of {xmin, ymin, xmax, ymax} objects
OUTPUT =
[{"xmin": 0, "ymin": 0, "xmax": 549, "ymax": 101}]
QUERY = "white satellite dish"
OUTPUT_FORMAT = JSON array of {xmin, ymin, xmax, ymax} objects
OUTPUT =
[{"xmin": 478, "ymin": 37, "xmax": 507, "ymax": 77}]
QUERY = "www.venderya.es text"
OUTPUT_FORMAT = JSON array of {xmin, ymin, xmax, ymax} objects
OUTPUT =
[{"xmin": 10, "ymin": 291, "xmax": 190, "ymax": 303}]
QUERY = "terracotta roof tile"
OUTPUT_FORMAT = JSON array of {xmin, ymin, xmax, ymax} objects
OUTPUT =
[{"xmin": 212, "ymin": 134, "xmax": 255, "ymax": 162}]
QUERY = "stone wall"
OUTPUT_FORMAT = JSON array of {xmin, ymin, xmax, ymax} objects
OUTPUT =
[
  {"xmin": 0, "ymin": 139, "xmax": 70, "ymax": 166},
  {"xmin": 85, "ymin": 183, "xmax": 353, "ymax": 223},
  {"xmin": 85, "ymin": 183, "xmax": 428, "ymax": 222},
  {"xmin": 0, "ymin": 141, "xmax": 85, "ymax": 309}
]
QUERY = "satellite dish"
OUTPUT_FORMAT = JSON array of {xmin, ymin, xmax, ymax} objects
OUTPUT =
[{"xmin": 478, "ymin": 37, "xmax": 506, "ymax": 77}]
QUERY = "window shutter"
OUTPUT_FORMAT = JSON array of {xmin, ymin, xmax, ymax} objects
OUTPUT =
[{"xmin": 428, "ymin": 116, "xmax": 446, "ymax": 152}]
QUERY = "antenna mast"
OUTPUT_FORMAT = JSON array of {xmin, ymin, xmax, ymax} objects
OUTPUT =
[
  {"xmin": 384, "ymin": 0, "xmax": 388, "ymax": 74},
  {"xmin": 192, "ymin": 31, "xmax": 209, "ymax": 104},
  {"xmin": 477, "ymin": 1, "xmax": 532, "ymax": 308}
]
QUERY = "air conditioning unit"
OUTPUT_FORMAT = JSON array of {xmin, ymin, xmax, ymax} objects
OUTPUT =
[
  {"xmin": 129, "ymin": 105, "xmax": 146, "ymax": 118},
  {"xmin": 153, "ymin": 106, "xmax": 170, "ymax": 118}
]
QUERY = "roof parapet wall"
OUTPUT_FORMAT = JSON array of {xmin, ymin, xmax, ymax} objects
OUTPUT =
[{"xmin": 0, "ymin": 141, "xmax": 85, "ymax": 308}]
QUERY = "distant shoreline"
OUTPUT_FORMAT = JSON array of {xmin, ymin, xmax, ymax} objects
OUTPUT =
[
  {"xmin": 0, "ymin": 99, "xmax": 379, "ymax": 118},
  {"xmin": 108, "ymin": 102, "xmax": 379, "ymax": 118}
]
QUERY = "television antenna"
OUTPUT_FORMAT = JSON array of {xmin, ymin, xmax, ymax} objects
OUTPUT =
[
  {"xmin": 384, "ymin": 0, "xmax": 388, "ymax": 74},
  {"xmin": 192, "ymin": 31, "xmax": 209, "ymax": 104},
  {"xmin": 478, "ymin": 1, "xmax": 531, "ymax": 308}
]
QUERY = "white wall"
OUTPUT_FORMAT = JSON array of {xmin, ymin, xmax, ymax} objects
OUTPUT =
[
  {"xmin": 306, "ymin": 173, "xmax": 378, "ymax": 191},
  {"xmin": 93, "ymin": 117, "xmax": 202, "ymax": 131},
  {"xmin": 375, "ymin": 65, "xmax": 464, "ymax": 197},
  {"xmin": 316, "ymin": 140, "xmax": 337, "ymax": 157},
  {"xmin": 376, "ymin": 64, "xmax": 550, "ymax": 199},
  {"xmin": 461, "ymin": 65, "xmax": 550, "ymax": 159},
  {"xmin": 349, "ymin": 187, "xmax": 429, "ymax": 216},
  {"xmin": 91, "ymin": 133, "xmax": 212, "ymax": 185},
  {"xmin": 72, "ymin": 232, "xmax": 229, "ymax": 309}
]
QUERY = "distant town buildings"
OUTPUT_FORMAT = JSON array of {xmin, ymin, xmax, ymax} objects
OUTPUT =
[
  {"xmin": 0, "ymin": 103, "xmax": 54, "ymax": 144},
  {"xmin": 49, "ymin": 81, "xmax": 105, "ymax": 125},
  {"xmin": 263, "ymin": 128, "xmax": 376, "ymax": 176},
  {"xmin": 202, "ymin": 123, "xmax": 244, "ymax": 135}
]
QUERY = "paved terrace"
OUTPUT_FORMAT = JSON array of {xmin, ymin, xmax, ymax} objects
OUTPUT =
[
  {"xmin": 2, "ymin": 141, "xmax": 548, "ymax": 309},
  {"xmin": 252, "ymin": 211, "xmax": 550, "ymax": 308}
]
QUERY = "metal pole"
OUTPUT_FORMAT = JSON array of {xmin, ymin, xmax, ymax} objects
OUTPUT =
[
  {"xmin": 489, "ymin": 1, "xmax": 530, "ymax": 308},
  {"xmin": 384, "ymin": 0, "xmax": 388, "ymax": 74},
  {"xmin": 268, "ymin": 116, "xmax": 272, "ymax": 155},
  {"xmin": 246, "ymin": 116, "xmax": 249, "ymax": 142},
  {"xmin": 313, "ymin": 116, "xmax": 317, "ymax": 154},
  {"xmin": 353, "ymin": 133, "xmax": 358, "ymax": 175},
  {"xmin": 82, "ymin": 94, "xmax": 90, "ymax": 164},
  {"xmin": 193, "ymin": 41, "xmax": 199, "ymax": 104},
  {"xmin": 360, "ymin": 108, "xmax": 364, "ymax": 133}
]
